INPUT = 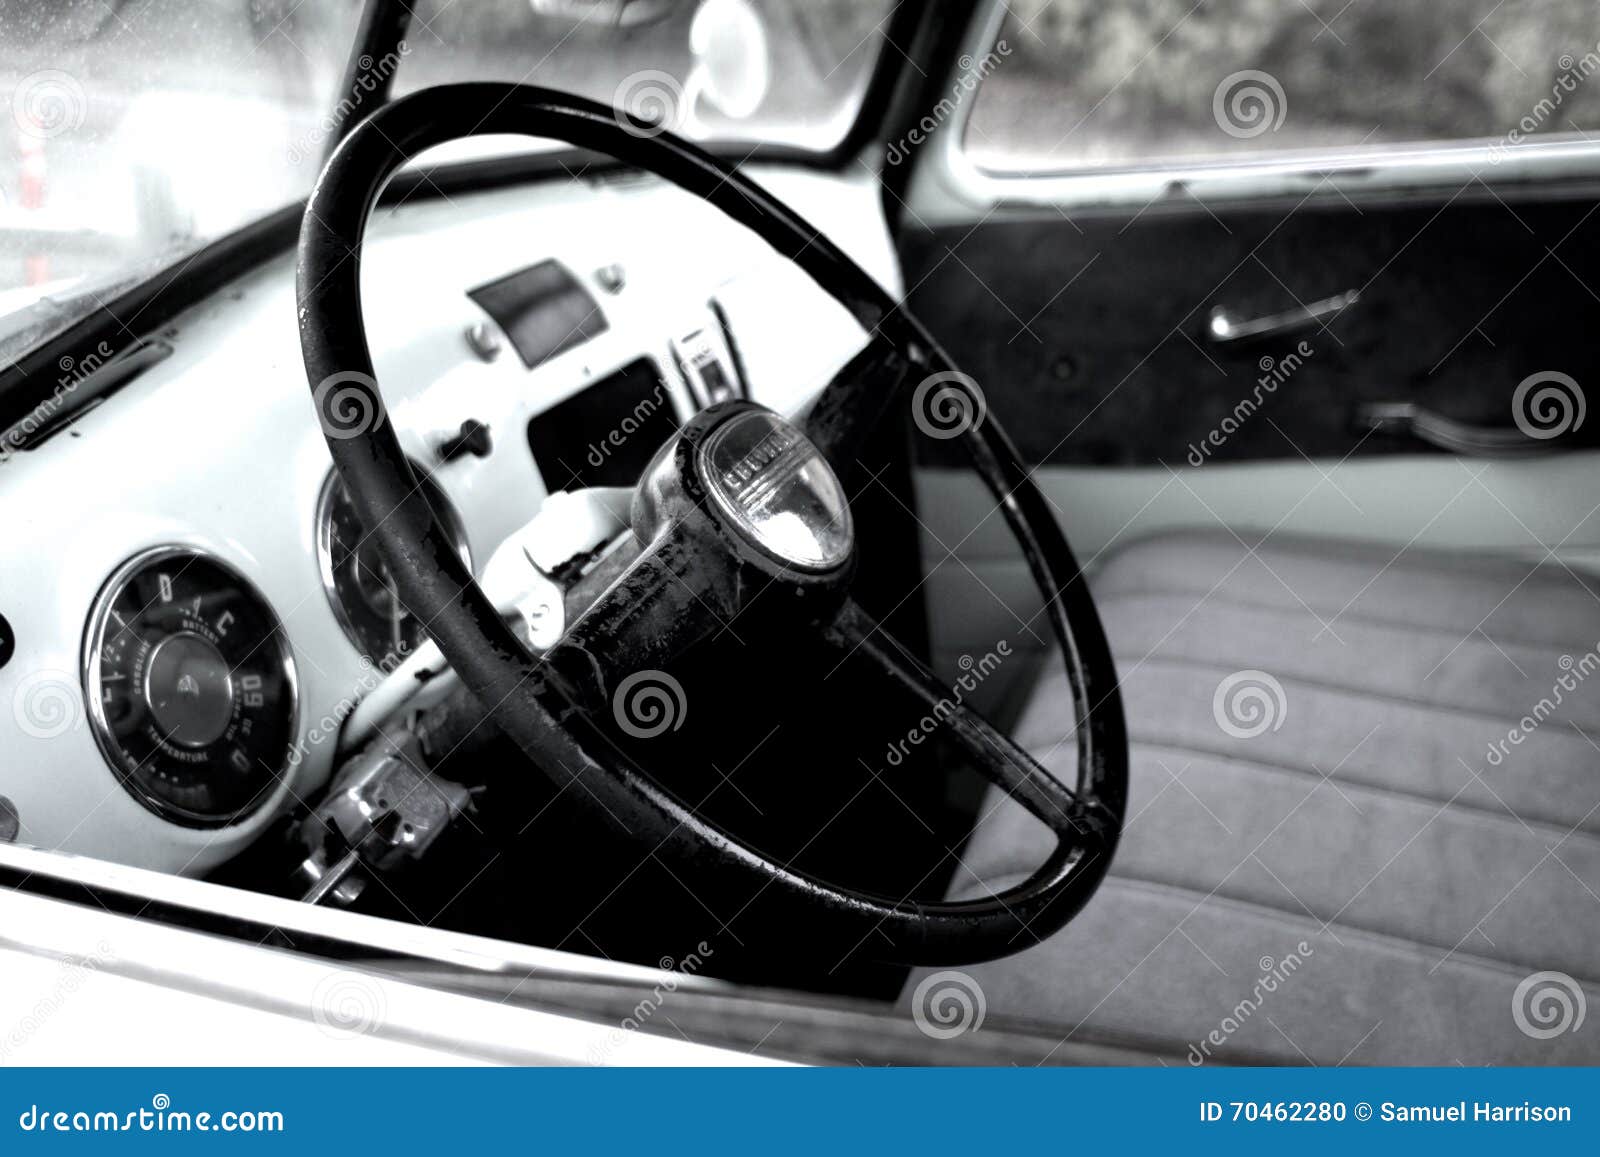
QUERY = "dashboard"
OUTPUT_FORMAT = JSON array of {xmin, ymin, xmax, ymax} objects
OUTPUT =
[{"xmin": 0, "ymin": 162, "xmax": 900, "ymax": 874}]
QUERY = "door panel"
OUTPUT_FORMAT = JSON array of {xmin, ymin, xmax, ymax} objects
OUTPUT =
[
  {"xmin": 896, "ymin": 191, "xmax": 1600, "ymax": 704},
  {"xmin": 899, "ymin": 194, "xmax": 1600, "ymax": 468},
  {"xmin": 886, "ymin": 1, "xmax": 1600, "ymax": 715}
]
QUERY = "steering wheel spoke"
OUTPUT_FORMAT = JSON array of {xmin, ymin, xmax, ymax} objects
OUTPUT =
[{"xmin": 823, "ymin": 600, "xmax": 1111, "ymax": 843}]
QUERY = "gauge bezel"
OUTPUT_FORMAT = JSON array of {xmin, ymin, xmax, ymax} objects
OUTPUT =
[
  {"xmin": 81, "ymin": 545, "xmax": 299, "ymax": 829},
  {"xmin": 314, "ymin": 463, "xmax": 473, "ymax": 659}
]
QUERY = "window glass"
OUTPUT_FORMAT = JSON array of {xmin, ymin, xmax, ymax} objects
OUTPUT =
[
  {"xmin": 0, "ymin": 0, "xmax": 362, "ymax": 339},
  {"xmin": 0, "ymin": 0, "xmax": 890, "ymax": 350},
  {"xmin": 393, "ymin": 0, "xmax": 894, "ymax": 155},
  {"xmin": 966, "ymin": 0, "xmax": 1600, "ymax": 173}
]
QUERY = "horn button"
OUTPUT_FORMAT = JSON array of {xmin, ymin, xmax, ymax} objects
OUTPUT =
[{"xmin": 698, "ymin": 410, "xmax": 853, "ymax": 572}]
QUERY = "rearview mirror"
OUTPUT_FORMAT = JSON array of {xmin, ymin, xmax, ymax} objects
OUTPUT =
[{"xmin": 688, "ymin": 0, "xmax": 769, "ymax": 120}]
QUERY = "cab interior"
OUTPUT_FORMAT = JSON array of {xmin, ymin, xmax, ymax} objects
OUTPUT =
[{"xmin": 0, "ymin": 0, "xmax": 1596, "ymax": 1065}]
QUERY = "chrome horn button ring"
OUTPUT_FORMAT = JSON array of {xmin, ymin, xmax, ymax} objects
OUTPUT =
[{"xmin": 698, "ymin": 410, "xmax": 853, "ymax": 572}]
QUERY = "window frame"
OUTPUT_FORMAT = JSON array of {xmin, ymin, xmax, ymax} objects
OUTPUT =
[{"xmin": 912, "ymin": 0, "xmax": 1600, "ymax": 217}]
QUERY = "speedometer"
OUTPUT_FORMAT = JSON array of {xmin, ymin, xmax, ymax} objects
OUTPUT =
[
  {"xmin": 83, "ymin": 547, "xmax": 297, "ymax": 827},
  {"xmin": 315, "ymin": 465, "xmax": 471, "ymax": 663}
]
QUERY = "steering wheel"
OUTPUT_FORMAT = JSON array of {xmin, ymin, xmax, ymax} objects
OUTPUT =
[{"xmin": 296, "ymin": 83, "xmax": 1126, "ymax": 966}]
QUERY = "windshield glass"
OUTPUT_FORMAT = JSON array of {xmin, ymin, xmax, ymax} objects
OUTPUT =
[
  {"xmin": 395, "ymin": 0, "xmax": 892, "ymax": 156},
  {"xmin": 0, "ymin": 0, "xmax": 890, "ymax": 349},
  {"xmin": 0, "ymin": 1, "xmax": 363, "ymax": 340}
]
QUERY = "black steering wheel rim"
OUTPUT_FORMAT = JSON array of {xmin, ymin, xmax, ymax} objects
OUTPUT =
[{"xmin": 297, "ymin": 82, "xmax": 1127, "ymax": 966}]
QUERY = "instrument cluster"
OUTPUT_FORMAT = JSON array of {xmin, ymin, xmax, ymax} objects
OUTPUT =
[
  {"xmin": 83, "ymin": 547, "xmax": 298, "ymax": 827},
  {"xmin": 16, "ymin": 164, "xmax": 894, "ymax": 863}
]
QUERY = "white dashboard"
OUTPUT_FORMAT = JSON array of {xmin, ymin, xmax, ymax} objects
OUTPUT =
[{"xmin": 0, "ymin": 161, "xmax": 900, "ymax": 874}]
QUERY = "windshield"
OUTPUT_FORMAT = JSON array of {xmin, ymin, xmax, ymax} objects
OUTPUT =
[
  {"xmin": 0, "ymin": 0, "xmax": 890, "ymax": 348},
  {"xmin": 394, "ymin": 0, "xmax": 891, "ymax": 155}
]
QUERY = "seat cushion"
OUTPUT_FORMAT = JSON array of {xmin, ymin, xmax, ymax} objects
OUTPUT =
[{"xmin": 915, "ymin": 529, "xmax": 1600, "ymax": 1064}]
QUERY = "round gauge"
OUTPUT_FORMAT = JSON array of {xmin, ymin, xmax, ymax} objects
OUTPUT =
[
  {"xmin": 315, "ymin": 465, "xmax": 472, "ymax": 663},
  {"xmin": 83, "ymin": 547, "xmax": 297, "ymax": 828}
]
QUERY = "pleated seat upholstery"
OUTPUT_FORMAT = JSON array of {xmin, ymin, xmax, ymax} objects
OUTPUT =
[{"xmin": 916, "ymin": 530, "xmax": 1600, "ymax": 1064}]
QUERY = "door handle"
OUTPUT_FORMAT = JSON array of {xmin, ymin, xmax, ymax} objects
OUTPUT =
[
  {"xmin": 1356, "ymin": 401, "xmax": 1569, "ymax": 458},
  {"xmin": 1206, "ymin": 289, "xmax": 1360, "ymax": 345}
]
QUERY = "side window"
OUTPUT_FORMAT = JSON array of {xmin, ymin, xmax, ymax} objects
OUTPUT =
[{"xmin": 965, "ymin": 0, "xmax": 1600, "ymax": 174}]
